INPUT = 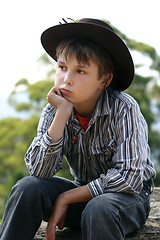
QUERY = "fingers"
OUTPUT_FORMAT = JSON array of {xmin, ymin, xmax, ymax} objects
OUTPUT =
[
  {"xmin": 54, "ymin": 87, "xmax": 62, "ymax": 96},
  {"xmin": 47, "ymin": 87, "xmax": 63, "ymax": 106},
  {"xmin": 46, "ymin": 223, "xmax": 56, "ymax": 240},
  {"xmin": 57, "ymin": 215, "xmax": 65, "ymax": 230},
  {"xmin": 47, "ymin": 87, "xmax": 57, "ymax": 99},
  {"xmin": 46, "ymin": 86, "xmax": 73, "ymax": 116}
]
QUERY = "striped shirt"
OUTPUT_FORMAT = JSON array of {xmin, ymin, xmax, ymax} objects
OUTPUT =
[{"xmin": 25, "ymin": 88, "xmax": 156, "ymax": 197}]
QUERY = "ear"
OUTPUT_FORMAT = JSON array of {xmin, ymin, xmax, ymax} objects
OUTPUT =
[{"xmin": 99, "ymin": 73, "xmax": 113, "ymax": 90}]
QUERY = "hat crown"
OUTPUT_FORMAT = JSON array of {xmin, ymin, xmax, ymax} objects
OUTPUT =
[{"xmin": 78, "ymin": 18, "xmax": 115, "ymax": 33}]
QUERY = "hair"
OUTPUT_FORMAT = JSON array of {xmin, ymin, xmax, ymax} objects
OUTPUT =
[{"xmin": 56, "ymin": 38, "xmax": 113, "ymax": 79}]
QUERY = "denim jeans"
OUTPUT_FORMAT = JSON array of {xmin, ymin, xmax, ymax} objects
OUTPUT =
[{"xmin": 0, "ymin": 176, "xmax": 151, "ymax": 240}]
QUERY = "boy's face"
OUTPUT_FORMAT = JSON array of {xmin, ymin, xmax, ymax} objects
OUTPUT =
[{"xmin": 55, "ymin": 54, "xmax": 106, "ymax": 115}]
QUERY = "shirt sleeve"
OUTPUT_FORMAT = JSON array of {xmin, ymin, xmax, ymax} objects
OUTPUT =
[
  {"xmin": 88, "ymin": 103, "xmax": 151, "ymax": 197},
  {"xmin": 25, "ymin": 103, "xmax": 63, "ymax": 179}
]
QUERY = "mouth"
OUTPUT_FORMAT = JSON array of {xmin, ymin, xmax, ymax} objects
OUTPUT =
[{"xmin": 60, "ymin": 88, "xmax": 72, "ymax": 95}]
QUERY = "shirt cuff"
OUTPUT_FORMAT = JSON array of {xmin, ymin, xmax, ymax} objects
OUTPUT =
[
  {"xmin": 88, "ymin": 179, "xmax": 104, "ymax": 197},
  {"xmin": 41, "ymin": 131, "xmax": 52, "ymax": 149},
  {"xmin": 41, "ymin": 131, "xmax": 63, "ymax": 153}
]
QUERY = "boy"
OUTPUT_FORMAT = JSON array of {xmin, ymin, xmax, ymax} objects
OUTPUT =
[{"xmin": 0, "ymin": 18, "xmax": 156, "ymax": 240}]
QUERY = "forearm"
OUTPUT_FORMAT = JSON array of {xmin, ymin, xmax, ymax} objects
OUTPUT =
[
  {"xmin": 58, "ymin": 185, "xmax": 93, "ymax": 205},
  {"xmin": 47, "ymin": 108, "xmax": 70, "ymax": 143}
]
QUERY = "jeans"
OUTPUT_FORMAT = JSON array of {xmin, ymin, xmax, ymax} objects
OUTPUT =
[{"xmin": 0, "ymin": 176, "xmax": 151, "ymax": 240}]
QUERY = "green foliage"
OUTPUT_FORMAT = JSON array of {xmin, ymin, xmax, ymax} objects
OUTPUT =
[
  {"xmin": 37, "ymin": 53, "xmax": 53, "ymax": 65},
  {"xmin": 154, "ymin": 167, "xmax": 160, "ymax": 187},
  {"xmin": 37, "ymin": 53, "xmax": 56, "ymax": 78},
  {"xmin": 114, "ymin": 26, "xmax": 158, "ymax": 61},
  {"xmin": 15, "ymin": 78, "xmax": 29, "ymax": 87},
  {"xmin": 28, "ymin": 79, "xmax": 53, "ymax": 103},
  {"xmin": 8, "ymin": 79, "xmax": 54, "ymax": 114},
  {"xmin": 15, "ymin": 102, "xmax": 33, "ymax": 111},
  {"xmin": 125, "ymin": 74, "xmax": 155, "ymax": 128},
  {"xmin": 0, "ymin": 116, "xmax": 38, "ymax": 177},
  {"xmin": 0, "ymin": 116, "xmax": 39, "ymax": 217}
]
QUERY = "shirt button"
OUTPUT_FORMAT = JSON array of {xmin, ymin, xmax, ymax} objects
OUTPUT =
[{"xmin": 105, "ymin": 151, "xmax": 109, "ymax": 156}]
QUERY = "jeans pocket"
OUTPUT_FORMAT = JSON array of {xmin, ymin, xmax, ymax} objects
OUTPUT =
[{"xmin": 139, "ymin": 188, "xmax": 151, "ymax": 218}]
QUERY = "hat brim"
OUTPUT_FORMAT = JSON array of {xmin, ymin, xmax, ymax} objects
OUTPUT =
[{"xmin": 41, "ymin": 22, "xmax": 134, "ymax": 91}]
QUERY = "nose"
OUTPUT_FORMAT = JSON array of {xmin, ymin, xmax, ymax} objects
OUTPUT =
[{"xmin": 64, "ymin": 71, "xmax": 73, "ymax": 85}]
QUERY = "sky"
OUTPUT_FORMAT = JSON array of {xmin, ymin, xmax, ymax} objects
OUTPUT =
[{"xmin": 0, "ymin": 0, "xmax": 160, "ymax": 98}]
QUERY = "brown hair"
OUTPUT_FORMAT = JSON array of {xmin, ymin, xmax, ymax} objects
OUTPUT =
[{"xmin": 56, "ymin": 38, "xmax": 113, "ymax": 79}]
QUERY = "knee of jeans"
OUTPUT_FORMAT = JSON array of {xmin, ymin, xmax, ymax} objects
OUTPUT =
[
  {"xmin": 82, "ymin": 195, "xmax": 118, "ymax": 224},
  {"xmin": 82, "ymin": 196, "xmax": 103, "ymax": 221},
  {"xmin": 12, "ymin": 176, "xmax": 42, "ymax": 199}
]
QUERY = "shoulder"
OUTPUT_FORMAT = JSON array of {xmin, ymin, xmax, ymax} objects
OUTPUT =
[
  {"xmin": 106, "ymin": 89, "xmax": 148, "ymax": 133},
  {"xmin": 107, "ymin": 88, "xmax": 140, "ymax": 111},
  {"xmin": 108, "ymin": 88, "xmax": 137, "ymax": 105},
  {"xmin": 105, "ymin": 88, "xmax": 144, "ymax": 122}
]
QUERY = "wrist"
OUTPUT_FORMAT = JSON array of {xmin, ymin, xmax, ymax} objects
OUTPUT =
[
  {"xmin": 56, "ymin": 106, "xmax": 72, "ymax": 119},
  {"xmin": 58, "ymin": 102, "xmax": 73, "ymax": 116},
  {"xmin": 58, "ymin": 191, "xmax": 70, "ymax": 205}
]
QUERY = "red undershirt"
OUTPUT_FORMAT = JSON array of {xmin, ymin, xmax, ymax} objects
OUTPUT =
[{"xmin": 75, "ymin": 111, "xmax": 91, "ymax": 131}]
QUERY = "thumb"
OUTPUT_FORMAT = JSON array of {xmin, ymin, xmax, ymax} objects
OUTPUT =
[{"xmin": 57, "ymin": 214, "xmax": 66, "ymax": 230}]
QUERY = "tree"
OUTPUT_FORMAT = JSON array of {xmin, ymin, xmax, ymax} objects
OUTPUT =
[
  {"xmin": 0, "ymin": 116, "xmax": 39, "ymax": 217},
  {"xmin": 8, "ymin": 78, "xmax": 54, "ymax": 114}
]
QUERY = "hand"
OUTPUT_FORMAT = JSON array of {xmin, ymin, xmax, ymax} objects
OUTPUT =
[
  {"xmin": 47, "ymin": 87, "xmax": 73, "ymax": 115},
  {"xmin": 46, "ymin": 194, "xmax": 69, "ymax": 240},
  {"xmin": 46, "ymin": 186, "xmax": 92, "ymax": 240}
]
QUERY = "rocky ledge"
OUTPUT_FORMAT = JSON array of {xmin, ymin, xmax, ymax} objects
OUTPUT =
[{"xmin": 34, "ymin": 187, "xmax": 160, "ymax": 240}]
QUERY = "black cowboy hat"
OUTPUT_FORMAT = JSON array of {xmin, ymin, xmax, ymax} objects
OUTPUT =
[{"xmin": 41, "ymin": 18, "xmax": 134, "ymax": 91}]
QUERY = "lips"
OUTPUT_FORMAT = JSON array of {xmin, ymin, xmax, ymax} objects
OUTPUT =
[{"xmin": 60, "ymin": 88, "xmax": 71, "ymax": 95}]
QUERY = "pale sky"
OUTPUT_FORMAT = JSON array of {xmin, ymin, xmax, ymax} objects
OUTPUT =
[{"xmin": 0, "ymin": 0, "xmax": 160, "ymax": 97}]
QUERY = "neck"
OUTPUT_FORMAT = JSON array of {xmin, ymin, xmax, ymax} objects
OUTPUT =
[
  {"xmin": 74, "ymin": 104, "xmax": 95, "ymax": 118},
  {"xmin": 74, "ymin": 92, "xmax": 102, "ymax": 117}
]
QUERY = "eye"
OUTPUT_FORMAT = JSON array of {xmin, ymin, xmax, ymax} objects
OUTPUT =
[
  {"xmin": 77, "ymin": 69, "xmax": 85, "ymax": 74},
  {"xmin": 59, "ymin": 65, "xmax": 66, "ymax": 70}
]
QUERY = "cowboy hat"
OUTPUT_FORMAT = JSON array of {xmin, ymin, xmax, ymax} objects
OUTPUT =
[{"xmin": 41, "ymin": 18, "xmax": 134, "ymax": 91}]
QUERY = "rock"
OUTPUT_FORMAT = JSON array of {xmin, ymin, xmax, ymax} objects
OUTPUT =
[
  {"xmin": 34, "ymin": 188, "xmax": 160, "ymax": 240},
  {"xmin": 126, "ymin": 187, "xmax": 160, "ymax": 240}
]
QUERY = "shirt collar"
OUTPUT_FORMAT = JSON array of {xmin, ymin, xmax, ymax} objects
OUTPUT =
[{"xmin": 93, "ymin": 88, "xmax": 111, "ymax": 115}]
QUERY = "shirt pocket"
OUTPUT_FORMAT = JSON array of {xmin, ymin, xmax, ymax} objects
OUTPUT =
[{"xmin": 89, "ymin": 137, "xmax": 117, "ymax": 169}]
